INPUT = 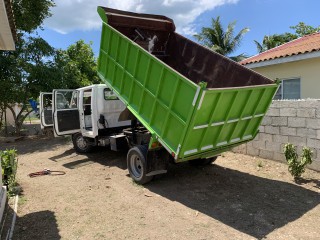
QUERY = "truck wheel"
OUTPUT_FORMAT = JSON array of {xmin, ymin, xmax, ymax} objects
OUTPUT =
[
  {"xmin": 72, "ymin": 133, "xmax": 93, "ymax": 153},
  {"xmin": 127, "ymin": 145, "xmax": 153, "ymax": 184},
  {"xmin": 188, "ymin": 156, "xmax": 218, "ymax": 166}
]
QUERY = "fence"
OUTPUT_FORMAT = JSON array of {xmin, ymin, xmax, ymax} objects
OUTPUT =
[{"xmin": 233, "ymin": 99, "xmax": 320, "ymax": 171}]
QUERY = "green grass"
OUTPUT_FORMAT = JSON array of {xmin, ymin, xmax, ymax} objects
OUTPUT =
[{"xmin": 18, "ymin": 195, "xmax": 27, "ymax": 206}]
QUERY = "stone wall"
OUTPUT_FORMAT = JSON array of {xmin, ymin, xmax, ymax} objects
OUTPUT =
[{"xmin": 233, "ymin": 99, "xmax": 320, "ymax": 171}]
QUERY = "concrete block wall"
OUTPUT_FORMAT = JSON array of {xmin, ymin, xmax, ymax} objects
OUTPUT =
[{"xmin": 233, "ymin": 99, "xmax": 320, "ymax": 171}]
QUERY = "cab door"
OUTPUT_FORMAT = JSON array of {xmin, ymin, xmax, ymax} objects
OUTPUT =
[
  {"xmin": 53, "ymin": 90, "xmax": 80, "ymax": 136},
  {"xmin": 39, "ymin": 92, "xmax": 53, "ymax": 128}
]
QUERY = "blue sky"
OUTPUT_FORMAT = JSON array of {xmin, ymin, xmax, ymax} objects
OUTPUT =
[{"xmin": 39, "ymin": 0, "xmax": 320, "ymax": 58}]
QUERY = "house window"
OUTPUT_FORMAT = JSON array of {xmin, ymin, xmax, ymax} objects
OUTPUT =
[{"xmin": 274, "ymin": 78, "xmax": 301, "ymax": 100}]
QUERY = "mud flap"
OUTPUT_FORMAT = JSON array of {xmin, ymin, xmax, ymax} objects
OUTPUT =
[{"xmin": 146, "ymin": 148, "xmax": 169, "ymax": 176}]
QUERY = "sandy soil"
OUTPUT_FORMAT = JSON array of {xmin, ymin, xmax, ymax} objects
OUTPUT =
[{"xmin": 1, "ymin": 136, "xmax": 320, "ymax": 240}]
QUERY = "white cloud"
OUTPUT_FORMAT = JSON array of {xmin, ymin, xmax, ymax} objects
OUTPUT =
[{"xmin": 44, "ymin": 0, "xmax": 239, "ymax": 35}]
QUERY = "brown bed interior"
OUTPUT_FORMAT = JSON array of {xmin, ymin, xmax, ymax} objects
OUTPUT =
[{"xmin": 102, "ymin": 7, "xmax": 274, "ymax": 88}]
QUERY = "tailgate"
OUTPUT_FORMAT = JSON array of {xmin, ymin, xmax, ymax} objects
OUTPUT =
[{"xmin": 177, "ymin": 84, "xmax": 278, "ymax": 161}]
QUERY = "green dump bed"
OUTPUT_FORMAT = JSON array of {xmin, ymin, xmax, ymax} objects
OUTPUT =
[{"xmin": 97, "ymin": 7, "xmax": 278, "ymax": 162}]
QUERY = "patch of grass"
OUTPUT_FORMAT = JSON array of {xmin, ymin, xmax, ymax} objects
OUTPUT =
[
  {"xmin": 64, "ymin": 135, "xmax": 72, "ymax": 142},
  {"xmin": 23, "ymin": 116, "xmax": 39, "ymax": 122},
  {"xmin": 131, "ymin": 180, "xmax": 144, "ymax": 188},
  {"xmin": 19, "ymin": 195, "xmax": 28, "ymax": 206}
]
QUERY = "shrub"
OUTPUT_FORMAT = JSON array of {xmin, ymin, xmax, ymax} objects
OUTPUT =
[
  {"xmin": 283, "ymin": 143, "xmax": 313, "ymax": 180},
  {"xmin": 0, "ymin": 149, "xmax": 18, "ymax": 193}
]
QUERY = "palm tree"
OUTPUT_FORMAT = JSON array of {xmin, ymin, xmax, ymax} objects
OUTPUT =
[
  {"xmin": 254, "ymin": 33, "xmax": 297, "ymax": 53},
  {"xmin": 194, "ymin": 16, "xmax": 249, "ymax": 62}
]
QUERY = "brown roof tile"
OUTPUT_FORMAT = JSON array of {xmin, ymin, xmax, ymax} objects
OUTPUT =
[{"xmin": 240, "ymin": 32, "xmax": 320, "ymax": 65}]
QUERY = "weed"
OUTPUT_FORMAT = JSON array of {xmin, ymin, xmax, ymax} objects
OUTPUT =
[
  {"xmin": 0, "ymin": 149, "xmax": 18, "ymax": 195},
  {"xmin": 283, "ymin": 143, "xmax": 313, "ymax": 180},
  {"xmin": 257, "ymin": 160, "xmax": 263, "ymax": 168}
]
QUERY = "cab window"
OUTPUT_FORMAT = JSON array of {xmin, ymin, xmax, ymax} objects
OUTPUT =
[{"xmin": 104, "ymin": 88, "xmax": 118, "ymax": 100}]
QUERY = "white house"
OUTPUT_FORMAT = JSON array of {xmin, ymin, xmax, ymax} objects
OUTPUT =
[{"xmin": 240, "ymin": 32, "xmax": 320, "ymax": 100}]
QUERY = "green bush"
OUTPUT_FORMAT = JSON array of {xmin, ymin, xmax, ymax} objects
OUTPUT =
[
  {"xmin": 283, "ymin": 143, "xmax": 313, "ymax": 180},
  {"xmin": 0, "ymin": 149, "xmax": 18, "ymax": 192}
]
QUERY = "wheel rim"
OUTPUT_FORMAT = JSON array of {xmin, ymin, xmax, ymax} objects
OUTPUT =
[
  {"xmin": 76, "ymin": 136, "xmax": 88, "ymax": 150},
  {"xmin": 130, "ymin": 154, "xmax": 142, "ymax": 179}
]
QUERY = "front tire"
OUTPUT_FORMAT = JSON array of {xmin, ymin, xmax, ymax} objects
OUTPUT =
[
  {"xmin": 127, "ymin": 145, "xmax": 153, "ymax": 184},
  {"xmin": 188, "ymin": 156, "xmax": 218, "ymax": 166},
  {"xmin": 72, "ymin": 133, "xmax": 93, "ymax": 153}
]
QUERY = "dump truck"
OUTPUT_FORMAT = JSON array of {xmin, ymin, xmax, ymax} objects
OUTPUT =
[
  {"xmin": 42, "ymin": 7, "xmax": 278, "ymax": 184},
  {"xmin": 94, "ymin": 7, "xmax": 278, "ymax": 183}
]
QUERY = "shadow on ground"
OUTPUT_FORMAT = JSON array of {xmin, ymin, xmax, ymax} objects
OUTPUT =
[
  {"xmin": 0, "ymin": 136, "xmax": 69, "ymax": 155},
  {"xmin": 10, "ymin": 209, "xmax": 60, "ymax": 240},
  {"xmin": 295, "ymin": 178, "xmax": 320, "ymax": 189},
  {"xmin": 145, "ymin": 163, "xmax": 320, "ymax": 239},
  {"xmin": 1, "ymin": 207, "xmax": 61, "ymax": 240},
  {"xmin": 49, "ymin": 147, "xmax": 127, "ymax": 170}
]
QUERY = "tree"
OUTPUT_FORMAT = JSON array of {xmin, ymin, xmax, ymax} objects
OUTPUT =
[
  {"xmin": 254, "ymin": 33, "xmax": 297, "ymax": 53},
  {"xmin": 194, "ymin": 16, "xmax": 249, "ymax": 61},
  {"xmin": 53, "ymin": 40, "xmax": 101, "ymax": 89},
  {"xmin": 290, "ymin": 22, "xmax": 320, "ymax": 37},
  {"xmin": 12, "ymin": 0, "xmax": 54, "ymax": 33},
  {"xmin": 254, "ymin": 22, "xmax": 320, "ymax": 53},
  {"xmin": 0, "ymin": 0, "xmax": 55, "ymax": 135},
  {"xmin": 0, "ymin": 0, "xmax": 101, "ymax": 135},
  {"xmin": 0, "ymin": 35, "xmax": 56, "ymax": 134}
]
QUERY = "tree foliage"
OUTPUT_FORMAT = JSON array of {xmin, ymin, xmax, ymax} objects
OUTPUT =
[
  {"xmin": 290, "ymin": 22, "xmax": 320, "ymax": 37},
  {"xmin": 12, "ymin": 0, "xmax": 55, "ymax": 33},
  {"xmin": 254, "ymin": 33, "xmax": 297, "ymax": 53},
  {"xmin": 0, "ymin": 35, "xmax": 56, "ymax": 133},
  {"xmin": 255, "ymin": 22, "xmax": 320, "ymax": 53},
  {"xmin": 0, "ymin": 0, "xmax": 55, "ymax": 134},
  {"xmin": 194, "ymin": 16, "xmax": 249, "ymax": 61},
  {"xmin": 53, "ymin": 40, "xmax": 100, "ymax": 89},
  {"xmin": 0, "ymin": 0, "xmax": 99, "ymax": 135}
]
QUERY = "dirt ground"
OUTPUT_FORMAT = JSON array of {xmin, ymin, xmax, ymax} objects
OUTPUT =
[{"xmin": 1, "ymin": 136, "xmax": 320, "ymax": 240}]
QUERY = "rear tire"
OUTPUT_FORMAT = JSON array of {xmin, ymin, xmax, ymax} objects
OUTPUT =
[
  {"xmin": 127, "ymin": 145, "xmax": 153, "ymax": 184},
  {"xmin": 188, "ymin": 156, "xmax": 218, "ymax": 166},
  {"xmin": 72, "ymin": 133, "xmax": 93, "ymax": 153}
]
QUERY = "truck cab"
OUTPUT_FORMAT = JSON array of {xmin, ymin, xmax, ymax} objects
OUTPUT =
[{"xmin": 40, "ymin": 84, "xmax": 131, "ymax": 152}]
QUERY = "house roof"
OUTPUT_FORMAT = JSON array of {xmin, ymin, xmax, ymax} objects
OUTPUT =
[
  {"xmin": 240, "ymin": 32, "xmax": 320, "ymax": 66},
  {"xmin": 0, "ymin": 0, "xmax": 16, "ymax": 50},
  {"xmin": 5, "ymin": 0, "xmax": 16, "ymax": 40}
]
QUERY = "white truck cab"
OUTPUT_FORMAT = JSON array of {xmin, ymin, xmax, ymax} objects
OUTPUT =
[{"xmin": 40, "ymin": 84, "xmax": 131, "ymax": 152}]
